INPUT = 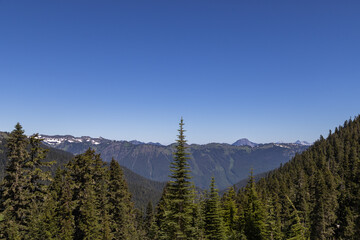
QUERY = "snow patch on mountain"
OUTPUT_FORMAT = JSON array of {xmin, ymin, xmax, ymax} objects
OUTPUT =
[
  {"xmin": 294, "ymin": 140, "xmax": 312, "ymax": 146},
  {"xmin": 39, "ymin": 135, "xmax": 163, "ymax": 147},
  {"xmin": 274, "ymin": 144, "xmax": 291, "ymax": 149}
]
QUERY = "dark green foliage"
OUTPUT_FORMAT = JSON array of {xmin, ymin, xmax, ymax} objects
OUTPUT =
[
  {"xmin": 0, "ymin": 124, "xmax": 54, "ymax": 239},
  {"xmin": 2, "ymin": 114, "xmax": 360, "ymax": 239},
  {"xmin": 263, "ymin": 197, "xmax": 282, "ymax": 240},
  {"xmin": 221, "ymin": 187, "xmax": 239, "ymax": 238},
  {"xmin": 0, "ymin": 131, "xmax": 163, "ymax": 212},
  {"xmin": 144, "ymin": 201, "xmax": 159, "ymax": 239},
  {"xmin": 243, "ymin": 171, "xmax": 266, "ymax": 240},
  {"xmin": 0, "ymin": 123, "xmax": 30, "ymax": 238},
  {"xmin": 121, "ymin": 166, "xmax": 166, "ymax": 209},
  {"xmin": 189, "ymin": 185, "xmax": 205, "ymax": 240},
  {"xmin": 151, "ymin": 115, "xmax": 360, "ymax": 239},
  {"xmin": 0, "ymin": 132, "xmax": 73, "ymax": 181},
  {"xmin": 51, "ymin": 169, "xmax": 75, "ymax": 240},
  {"xmin": 240, "ymin": 116, "xmax": 360, "ymax": 239},
  {"xmin": 23, "ymin": 147, "xmax": 140, "ymax": 240},
  {"xmin": 27, "ymin": 192, "xmax": 58, "ymax": 240},
  {"xmin": 160, "ymin": 118, "xmax": 196, "ymax": 239},
  {"xmin": 93, "ymin": 153, "xmax": 112, "ymax": 239},
  {"xmin": 0, "ymin": 123, "xmax": 229, "ymax": 239},
  {"xmin": 66, "ymin": 149, "xmax": 102, "ymax": 239},
  {"xmin": 204, "ymin": 177, "xmax": 224, "ymax": 240},
  {"xmin": 154, "ymin": 183, "xmax": 170, "ymax": 240},
  {"xmin": 286, "ymin": 196, "xmax": 306, "ymax": 240},
  {"xmin": 108, "ymin": 158, "xmax": 137, "ymax": 239}
]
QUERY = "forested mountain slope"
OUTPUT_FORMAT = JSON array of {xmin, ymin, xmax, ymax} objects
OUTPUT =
[
  {"xmin": 40, "ymin": 135, "xmax": 308, "ymax": 189},
  {"xmin": 0, "ymin": 132, "xmax": 164, "ymax": 209},
  {"xmin": 240, "ymin": 116, "xmax": 360, "ymax": 239}
]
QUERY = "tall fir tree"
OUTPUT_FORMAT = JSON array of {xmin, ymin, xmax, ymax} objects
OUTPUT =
[
  {"xmin": 263, "ymin": 196, "xmax": 282, "ymax": 240},
  {"xmin": 93, "ymin": 153, "xmax": 112, "ymax": 240},
  {"xmin": 190, "ymin": 184, "xmax": 205, "ymax": 240},
  {"xmin": 0, "ymin": 124, "xmax": 53, "ymax": 239},
  {"xmin": 155, "ymin": 183, "xmax": 170, "ymax": 240},
  {"xmin": 27, "ymin": 134, "xmax": 53, "ymax": 201},
  {"xmin": 0, "ymin": 123, "xmax": 30, "ymax": 239},
  {"xmin": 204, "ymin": 177, "xmax": 225, "ymax": 240},
  {"xmin": 286, "ymin": 196, "xmax": 306, "ymax": 240},
  {"xmin": 161, "ymin": 118, "xmax": 195, "ymax": 239},
  {"xmin": 243, "ymin": 170, "xmax": 266, "ymax": 240},
  {"xmin": 144, "ymin": 201, "xmax": 159, "ymax": 240},
  {"xmin": 26, "ymin": 134, "xmax": 56, "ymax": 239},
  {"xmin": 221, "ymin": 187, "xmax": 239, "ymax": 238},
  {"xmin": 51, "ymin": 168, "xmax": 75, "ymax": 240},
  {"xmin": 67, "ymin": 149, "xmax": 102, "ymax": 240},
  {"xmin": 26, "ymin": 190, "xmax": 58, "ymax": 240},
  {"xmin": 108, "ymin": 158, "xmax": 137, "ymax": 239}
]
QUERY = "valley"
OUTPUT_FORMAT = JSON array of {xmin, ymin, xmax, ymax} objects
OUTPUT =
[{"xmin": 39, "ymin": 134, "xmax": 309, "ymax": 189}]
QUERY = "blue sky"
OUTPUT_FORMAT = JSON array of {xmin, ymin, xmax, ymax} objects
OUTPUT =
[{"xmin": 1, "ymin": 1, "xmax": 360, "ymax": 145}]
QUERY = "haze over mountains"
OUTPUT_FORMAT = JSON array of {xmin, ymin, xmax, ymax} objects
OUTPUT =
[{"xmin": 38, "ymin": 134, "xmax": 310, "ymax": 189}]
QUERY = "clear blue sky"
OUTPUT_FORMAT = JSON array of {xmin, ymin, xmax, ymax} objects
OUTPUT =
[{"xmin": 1, "ymin": 1, "xmax": 360, "ymax": 145}]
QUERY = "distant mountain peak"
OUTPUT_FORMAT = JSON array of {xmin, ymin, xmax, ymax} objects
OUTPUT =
[
  {"xmin": 33, "ymin": 133, "xmax": 310, "ymax": 189},
  {"xmin": 294, "ymin": 140, "xmax": 312, "ymax": 146},
  {"xmin": 39, "ymin": 134, "xmax": 164, "ymax": 147},
  {"xmin": 232, "ymin": 138, "xmax": 258, "ymax": 147},
  {"xmin": 130, "ymin": 140, "xmax": 163, "ymax": 146},
  {"xmin": 130, "ymin": 140, "xmax": 144, "ymax": 145}
]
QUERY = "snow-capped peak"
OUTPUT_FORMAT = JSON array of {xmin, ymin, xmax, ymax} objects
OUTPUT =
[
  {"xmin": 294, "ymin": 140, "xmax": 312, "ymax": 146},
  {"xmin": 37, "ymin": 134, "xmax": 110, "ymax": 146}
]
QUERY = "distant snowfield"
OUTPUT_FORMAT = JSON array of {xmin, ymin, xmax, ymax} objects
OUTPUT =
[{"xmin": 38, "ymin": 134, "xmax": 313, "ymax": 148}]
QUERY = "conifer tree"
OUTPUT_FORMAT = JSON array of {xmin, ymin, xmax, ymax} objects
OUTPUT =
[
  {"xmin": 190, "ymin": 184, "xmax": 205, "ymax": 240},
  {"xmin": 27, "ymin": 134, "xmax": 53, "ymax": 201},
  {"xmin": 292, "ymin": 169, "xmax": 310, "ymax": 235},
  {"xmin": 26, "ymin": 134, "xmax": 56, "ymax": 239},
  {"xmin": 108, "ymin": 158, "xmax": 137, "ymax": 239},
  {"xmin": 161, "ymin": 118, "xmax": 195, "ymax": 239},
  {"xmin": 221, "ymin": 187, "xmax": 239, "ymax": 238},
  {"xmin": 204, "ymin": 177, "xmax": 225, "ymax": 240},
  {"xmin": 77, "ymin": 182, "xmax": 99, "ymax": 240},
  {"xmin": 243, "ymin": 171, "xmax": 266, "ymax": 240},
  {"xmin": 0, "ymin": 124, "xmax": 53, "ymax": 239},
  {"xmin": 0, "ymin": 123, "xmax": 30, "ymax": 239},
  {"xmin": 235, "ymin": 115, "xmax": 360, "ymax": 239},
  {"xmin": 286, "ymin": 196, "xmax": 306, "ymax": 240},
  {"xmin": 144, "ymin": 201, "xmax": 154, "ymax": 238},
  {"xmin": 51, "ymin": 169, "xmax": 75, "ymax": 240},
  {"xmin": 67, "ymin": 149, "xmax": 102, "ymax": 239},
  {"xmin": 310, "ymin": 170, "xmax": 337, "ymax": 239},
  {"xmin": 155, "ymin": 183, "xmax": 170, "ymax": 240},
  {"xmin": 264, "ymin": 196, "xmax": 282, "ymax": 240},
  {"xmin": 93, "ymin": 153, "xmax": 112, "ymax": 240},
  {"xmin": 27, "ymin": 191, "xmax": 58, "ymax": 240},
  {"xmin": 236, "ymin": 192, "xmax": 249, "ymax": 239}
]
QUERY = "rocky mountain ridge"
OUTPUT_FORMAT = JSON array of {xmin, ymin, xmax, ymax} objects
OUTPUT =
[
  {"xmin": 39, "ymin": 134, "xmax": 311, "ymax": 148},
  {"xmin": 38, "ymin": 134, "xmax": 309, "ymax": 189}
]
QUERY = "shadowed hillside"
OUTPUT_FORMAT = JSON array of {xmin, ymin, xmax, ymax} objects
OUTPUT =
[{"xmin": 40, "ymin": 135, "xmax": 308, "ymax": 189}]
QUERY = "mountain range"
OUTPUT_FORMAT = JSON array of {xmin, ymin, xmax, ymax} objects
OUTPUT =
[
  {"xmin": 0, "ymin": 133, "xmax": 165, "ymax": 209},
  {"xmin": 2, "ymin": 116, "xmax": 359, "ymax": 239},
  {"xmin": 38, "ymin": 134, "xmax": 310, "ymax": 189},
  {"xmin": 0, "ymin": 130, "xmax": 311, "ymax": 208}
]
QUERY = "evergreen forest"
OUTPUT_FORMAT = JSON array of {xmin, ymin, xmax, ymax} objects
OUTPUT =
[{"xmin": 1, "ymin": 115, "xmax": 360, "ymax": 239}]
